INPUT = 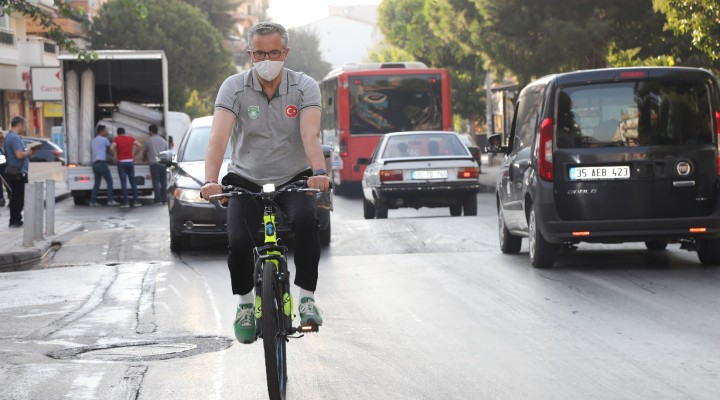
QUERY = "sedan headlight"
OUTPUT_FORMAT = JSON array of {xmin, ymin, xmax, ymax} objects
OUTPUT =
[{"xmin": 174, "ymin": 188, "xmax": 207, "ymax": 203}]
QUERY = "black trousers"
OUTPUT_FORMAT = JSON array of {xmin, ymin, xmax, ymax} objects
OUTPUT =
[
  {"xmin": 224, "ymin": 172, "xmax": 320, "ymax": 295},
  {"xmin": 8, "ymin": 174, "xmax": 26, "ymax": 225}
]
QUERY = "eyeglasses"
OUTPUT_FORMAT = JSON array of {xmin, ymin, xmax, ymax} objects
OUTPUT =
[{"xmin": 249, "ymin": 49, "xmax": 285, "ymax": 60}]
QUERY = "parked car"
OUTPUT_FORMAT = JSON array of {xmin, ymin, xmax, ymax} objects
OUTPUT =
[
  {"xmin": 160, "ymin": 116, "xmax": 333, "ymax": 252},
  {"xmin": 457, "ymin": 132, "xmax": 482, "ymax": 172},
  {"xmin": 22, "ymin": 137, "xmax": 65, "ymax": 165},
  {"xmin": 359, "ymin": 131, "xmax": 480, "ymax": 219},
  {"xmin": 486, "ymin": 66, "xmax": 720, "ymax": 268}
]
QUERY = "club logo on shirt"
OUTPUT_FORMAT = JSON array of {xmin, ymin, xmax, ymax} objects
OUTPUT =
[
  {"xmin": 248, "ymin": 106, "xmax": 260, "ymax": 120},
  {"xmin": 285, "ymin": 104, "xmax": 298, "ymax": 118}
]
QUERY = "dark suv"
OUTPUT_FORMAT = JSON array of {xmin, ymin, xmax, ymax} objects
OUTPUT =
[{"xmin": 486, "ymin": 67, "xmax": 720, "ymax": 268}]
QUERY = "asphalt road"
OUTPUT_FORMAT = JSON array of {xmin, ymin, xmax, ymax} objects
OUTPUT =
[{"xmin": 1, "ymin": 192, "xmax": 719, "ymax": 399}]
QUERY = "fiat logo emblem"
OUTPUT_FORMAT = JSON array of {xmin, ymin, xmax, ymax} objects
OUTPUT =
[{"xmin": 676, "ymin": 161, "xmax": 692, "ymax": 176}]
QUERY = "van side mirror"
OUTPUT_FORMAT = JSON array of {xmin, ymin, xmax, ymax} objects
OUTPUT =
[
  {"xmin": 158, "ymin": 150, "xmax": 175, "ymax": 166},
  {"xmin": 357, "ymin": 157, "xmax": 371, "ymax": 165},
  {"xmin": 168, "ymin": 136, "xmax": 174, "ymax": 150},
  {"xmin": 484, "ymin": 134, "xmax": 508, "ymax": 154}
]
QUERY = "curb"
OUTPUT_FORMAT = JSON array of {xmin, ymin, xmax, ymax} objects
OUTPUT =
[{"xmin": 0, "ymin": 192, "xmax": 81, "ymax": 270}]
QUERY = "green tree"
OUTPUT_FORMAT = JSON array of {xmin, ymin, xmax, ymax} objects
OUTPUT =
[
  {"xmin": 1, "ymin": 0, "xmax": 147, "ymax": 59},
  {"xmin": 283, "ymin": 28, "xmax": 332, "ymax": 81},
  {"xmin": 90, "ymin": 0, "xmax": 236, "ymax": 110},
  {"xmin": 653, "ymin": 0, "xmax": 720, "ymax": 61},
  {"xmin": 183, "ymin": 89, "xmax": 212, "ymax": 119},
  {"xmin": 376, "ymin": 0, "xmax": 486, "ymax": 124},
  {"xmin": 180, "ymin": 0, "xmax": 241, "ymax": 37}
]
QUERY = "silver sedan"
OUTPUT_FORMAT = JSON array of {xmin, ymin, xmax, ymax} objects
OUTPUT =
[{"xmin": 359, "ymin": 131, "xmax": 481, "ymax": 219}]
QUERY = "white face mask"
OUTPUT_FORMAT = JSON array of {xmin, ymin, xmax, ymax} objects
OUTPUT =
[{"xmin": 254, "ymin": 60, "xmax": 284, "ymax": 81}]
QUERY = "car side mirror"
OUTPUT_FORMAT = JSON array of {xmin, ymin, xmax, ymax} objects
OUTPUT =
[
  {"xmin": 158, "ymin": 150, "xmax": 175, "ymax": 166},
  {"xmin": 357, "ymin": 157, "xmax": 371, "ymax": 165},
  {"xmin": 484, "ymin": 134, "xmax": 508, "ymax": 154},
  {"xmin": 322, "ymin": 144, "xmax": 332, "ymax": 159}
]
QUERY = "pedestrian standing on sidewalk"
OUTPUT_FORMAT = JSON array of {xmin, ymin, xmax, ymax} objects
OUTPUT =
[
  {"xmin": 89, "ymin": 125, "xmax": 118, "ymax": 207},
  {"xmin": 110, "ymin": 127, "xmax": 143, "ymax": 208},
  {"xmin": 145, "ymin": 124, "xmax": 169, "ymax": 205},
  {"xmin": 3, "ymin": 116, "xmax": 38, "ymax": 227},
  {"xmin": 0, "ymin": 132, "xmax": 8, "ymax": 207}
]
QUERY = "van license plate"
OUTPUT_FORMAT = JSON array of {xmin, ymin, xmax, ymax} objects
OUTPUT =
[
  {"xmin": 569, "ymin": 166, "xmax": 630, "ymax": 181},
  {"xmin": 412, "ymin": 170, "xmax": 448, "ymax": 180}
]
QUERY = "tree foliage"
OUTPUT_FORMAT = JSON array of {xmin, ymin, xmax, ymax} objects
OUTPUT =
[
  {"xmin": 1, "ymin": 0, "xmax": 147, "ymax": 60},
  {"xmin": 283, "ymin": 28, "xmax": 332, "ymax": 82},
  {"xmin": 90, "ymin": 0, "xmax": 235, "ymax": 110},
  {"xmin": 653, "ymin": 0, "xmax": 720, "ymax": 61},
  {"xmin": 180, "ymin": 0, "xmax": 241, "ymax": 37}
]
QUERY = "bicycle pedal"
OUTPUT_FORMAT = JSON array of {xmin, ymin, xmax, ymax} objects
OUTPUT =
[{"xmin": 297, "ymin": 322, "xmax": 319, "ymax": 333}]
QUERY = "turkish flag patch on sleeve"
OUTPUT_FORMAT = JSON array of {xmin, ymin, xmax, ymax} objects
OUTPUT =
[{"xmin": 285, "ymin": 104, "xmax": 298, "ymax": 118}]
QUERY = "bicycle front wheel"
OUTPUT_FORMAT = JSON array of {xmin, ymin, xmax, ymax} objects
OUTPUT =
[{"xmin": 262, "ymin": 260, "xmax": 287, "ymax": 400}]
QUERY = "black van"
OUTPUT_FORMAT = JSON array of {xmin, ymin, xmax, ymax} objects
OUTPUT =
[{"xmin": 486, "ymin": 67, "xmax": 720, "ymax": 268}]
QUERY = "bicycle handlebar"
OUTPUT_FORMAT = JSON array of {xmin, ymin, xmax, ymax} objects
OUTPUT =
[{"xmin": 207, "ymin": 179, "xmax": 320, "ymax": 201}]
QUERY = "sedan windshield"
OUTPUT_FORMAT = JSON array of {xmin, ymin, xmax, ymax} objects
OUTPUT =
[
  {"xmin": 382, "ymin": 133, "xmax": 468, "ymax": 158},
  {"xmin": 180, "ymin": 126, "xmax": 231, "ymax": 161}
]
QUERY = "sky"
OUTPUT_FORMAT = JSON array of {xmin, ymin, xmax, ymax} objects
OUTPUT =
[{"xmin": 267, "ymin": 0, "xmax": 383, "ymax": 28}]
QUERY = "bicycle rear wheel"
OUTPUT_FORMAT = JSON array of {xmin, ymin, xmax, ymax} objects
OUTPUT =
[{"xmin": 262, "ymin": 260, "xmax": 287, "ymax": 400}]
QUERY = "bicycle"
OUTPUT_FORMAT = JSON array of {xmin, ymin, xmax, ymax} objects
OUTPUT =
[{"xmin": 210, "ymin": 179, "xmax": 321, "ymax": 400}]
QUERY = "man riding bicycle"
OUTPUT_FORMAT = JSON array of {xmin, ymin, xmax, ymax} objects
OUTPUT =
[{"xmin": 201, "ymin": 22, "xmax": 331, "ymax": 344}]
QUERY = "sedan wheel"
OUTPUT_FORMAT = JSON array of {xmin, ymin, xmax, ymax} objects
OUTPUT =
[
  {"xmin": 375, "ymin": 199, "xmax": 388, "ymax": 219},
  {"xmin": 449, "ymin": 204, "xmax": 462, "ymax": 217},
  {"xmin": 363, "ymin": 198, "xmax": 375, "ymax": 219},
  {"xmin": 528, "ymin": 207, "xmax": 556, "ymax": 268},
  {"xmin": 462, "ymin": 194, "xmax": 477, "ymax": 216}
]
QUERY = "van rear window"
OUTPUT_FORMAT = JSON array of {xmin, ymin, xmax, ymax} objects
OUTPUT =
[{"xmin": 556, "ymin": 81, "xmax": 713, "ymax": 148}]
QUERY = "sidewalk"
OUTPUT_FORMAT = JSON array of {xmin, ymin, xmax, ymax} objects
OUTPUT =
[{"xmin": 0, "ymin": 162, "xmax": 82, "ymax": 270}]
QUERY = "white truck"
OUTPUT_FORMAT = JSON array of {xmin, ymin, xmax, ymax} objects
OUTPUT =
[{"xmin": 58, "ymin": 50, "xmax": 169, "ymax": 205}]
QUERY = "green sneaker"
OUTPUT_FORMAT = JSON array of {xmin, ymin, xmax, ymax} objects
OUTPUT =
[
  {"xmin": 299, "ymin": 297, "xmax": 323, "ymax": 327},
  {"xmin": 233, "ymin": 303, "xmax": 256, "ymax": 344}
]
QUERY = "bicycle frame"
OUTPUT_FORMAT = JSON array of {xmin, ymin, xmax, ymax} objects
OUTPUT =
[{"xmin": 253, "ymin": 200, "xmax": 295, "ymax": 336}]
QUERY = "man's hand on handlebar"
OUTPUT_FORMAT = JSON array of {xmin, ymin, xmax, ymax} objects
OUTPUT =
[
  {"xmin": 201, "ymin": 182, "xmax": 226, "ymax": 204},
  {"xmin": 307, "ymin": 175, "xmax": 331, "ymax": 193}
]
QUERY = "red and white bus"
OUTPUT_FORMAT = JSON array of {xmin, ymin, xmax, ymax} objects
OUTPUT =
[{"xmin": 319, "ymin": 62, "xmax": 453, "ymax": 190}]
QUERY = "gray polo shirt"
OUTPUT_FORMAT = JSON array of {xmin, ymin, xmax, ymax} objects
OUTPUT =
[
  {"xmin": 147, "ymin": 134, "xmax": 169, "ymax": 164},
  {"xmin": 214, "ymin": 68, "xmax": 322, "ymax": 186}
]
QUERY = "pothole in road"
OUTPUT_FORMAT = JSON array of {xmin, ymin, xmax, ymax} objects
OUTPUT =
[{"xmin": 48, "ymin": 336, "xmax": 233, "ymax": 362}]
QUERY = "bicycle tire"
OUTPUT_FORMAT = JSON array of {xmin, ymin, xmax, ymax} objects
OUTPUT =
[{"xmin": 262, "ymin": 260, "xmax": 287, "ymax": 400}]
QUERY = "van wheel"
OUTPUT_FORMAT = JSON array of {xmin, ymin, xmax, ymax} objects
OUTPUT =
[
  {"xmin": 450, "ymin": 204, "xmax": 462, "ymax": 216},
  {"xmin": 499, "ymin": 207, "xmax": 521, "ymax": 254},
  {"xmin": 462, "ymin": 195, "xmax": 477, "ymax": 216},
  {"xmin": 528, "ymin": 207, "xmax": 557, "ymax": 268},
  {"xmin": 697, "ymin": 238, "xmax": 720, "ymax": 265},
  {"xmin": 363, "ymin": 198, "xmax": 375, "ymax": 219},
  {"xmin": 645, "ymin": 240, "xmax": 667, "ymax": 251}
]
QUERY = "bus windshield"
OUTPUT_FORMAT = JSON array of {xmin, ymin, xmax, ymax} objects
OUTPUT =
[{"xmin": 349, "ymin": 74, "xmax": 443, "ymax": 135}]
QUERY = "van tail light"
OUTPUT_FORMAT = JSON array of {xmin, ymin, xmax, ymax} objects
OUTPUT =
[
  {"xmin": 458, "ymin": 167, "xmax": 479, "ymax": 179},
  {"xmin": 715, "ymin": 111, "xmax": 720, "ymax": 176},
  {"xmin": 539, "ymin": 117, "xmax": 554, "ymax": 181},
  {"xmin": 380, "ymin": 169, "xmax": 403, "ymax": 182}
]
